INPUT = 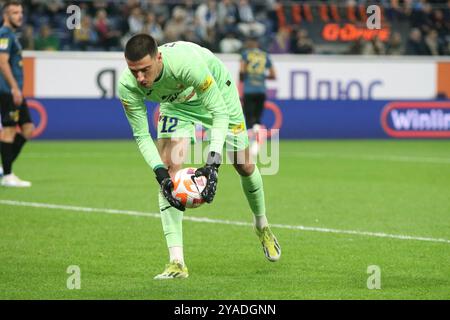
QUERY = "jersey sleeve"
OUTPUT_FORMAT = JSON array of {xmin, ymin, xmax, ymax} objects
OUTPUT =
[
  {"xmin": 0, "ymin": 32, "xmax": 13, "ymax": 54},
  {"xmin": 118, "ymin": 77, "xmax": 165, "ymax": 171},
  {"xmin": 177, "ymin": 50, "xmax": 229, "ymax": 155}
]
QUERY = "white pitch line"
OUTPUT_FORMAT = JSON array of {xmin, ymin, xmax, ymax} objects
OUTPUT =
[{"xmin": 1, "ymin": 199, "xmax": 449, "ymax": 245}]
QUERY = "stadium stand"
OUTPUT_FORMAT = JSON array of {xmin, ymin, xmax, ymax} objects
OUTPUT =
[{"xmin": 1, "ymin": 0, "xmax": 448, "ymax": 55}]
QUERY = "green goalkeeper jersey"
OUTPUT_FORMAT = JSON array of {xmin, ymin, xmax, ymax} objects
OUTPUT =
[{"xmin": 118, "ymin": 41, "xmax": 243, "ymax": 171}]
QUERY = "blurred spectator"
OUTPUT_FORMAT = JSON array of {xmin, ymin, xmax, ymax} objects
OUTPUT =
[
  {"xmin": 94, "ymin": 9, "xmax": 121, "ymax": 50},
  {"xmin": 291, "ymin": 29, "xmax": 314, "ymax": 54},
  {"xmin": 237, "ymin": 0, "xmax": 266, "ymax": 37},
  {"xmin": 35, "ymin": 24, "xmax": 60, "ymax": 51},
  {"xmin": 219, "ymin": 31, "xmax": 243, "ymax": 53},
  {"xmin": 195, "ymin": 0, "xmax": 218, "ymax": 40},
  {"xmin": 121, "ymin": 0, "xmax": 141, "ymax": 17},
  {"xmin": 202, "ymin": 25, "xmax": 220, "ymax": 52},
  {"xmin": 42, "ymin": 0, "xmax": 65, "ymax": 28},
  {"xmin": 73, "ymin": 15, "xmax": 99, "ymax": 51},
  {"xmin": 411, "ymin": 2, "xmax": 434, "ymax": 33},
  {"xmin": 362, "ymin": 38, "xmax": 386, "ymax": 55},
  {"xmin": 181, "ymin": 27, "xmax": 202, "ymax": 43},
  {"xmin": 192, "ymin": 16, "xmax": 208, "ymax": 43},
  {"xmin": 431, "ymin": 9, "xmax": 449, "ymax": 40},
  {"xmin": 20, "ymin": 25, "xmax": 35, "ymax": 50},
  {"xmin": 128, "ymin": 6, "xmax": 144, "ymax": 35},
  {"xmin": 404, "ymin": 28, "xmax": 429, "ymax": 55},
  {"xmin": 7, "ymin": 1, "xmax": 450, "ymax": 55},
  {"xmin": 180, "ymin": 0, "xmax": 196, "ymax": 25},
  {"xmin": 164, "ymin": 7, "xmax": 188, "ymax": 43},
  {"xmin": 142, "ymin": 12, "xmax": 164, "ymax": 44},
  {"xmin": 269, "ymin": 27, "xmax": 291, "ymax": 53},
  {"xmin": 424, "ymin": 29, "xmax": 443, "ymax": 55},
  {"xmin": 217, "ymin": 0, "xmax": 238, "ymax": 35},
  {"xmin": 386, "ymin": 32, "xmax": 404, "ymax": 55},
  {"xmin": 143, "ymin": 0, "xmax": 170, "ymax": 28}
]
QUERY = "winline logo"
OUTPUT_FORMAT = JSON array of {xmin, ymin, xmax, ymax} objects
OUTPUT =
[{"xmin": 381, "ymin": 102, "xmax": 450, "ymax": 138}]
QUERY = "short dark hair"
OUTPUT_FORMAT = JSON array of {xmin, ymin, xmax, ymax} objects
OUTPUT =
[
  {"xmin": 125, "ymin": 34, "xmax": 158, "ymax": 61},
  {"xmin": 3, "ymin": 0, "xmax": 22, "ymax": 13}
]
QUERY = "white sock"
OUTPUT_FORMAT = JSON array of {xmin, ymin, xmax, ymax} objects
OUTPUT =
[
  {"xmin": 169, "ymin": 246, "xmax": 184, "ymax": 265},
  {"xmin": 254, "ymin": 215, "xmax": 268, "ymax": 231}
]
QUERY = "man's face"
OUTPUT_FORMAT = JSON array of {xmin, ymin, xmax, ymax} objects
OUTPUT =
[
  {"xmin": 126, "ymin": 53, "xmax": 162, "ymax": 88},
  {"xmin": 4, "ymin": 5, "xmax": 23, "ymax": 29}
]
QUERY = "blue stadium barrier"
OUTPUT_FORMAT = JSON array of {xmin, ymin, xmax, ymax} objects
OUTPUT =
[{"xmin": 25, "ymin": 99, "xmax": 450, "ymax": 140}]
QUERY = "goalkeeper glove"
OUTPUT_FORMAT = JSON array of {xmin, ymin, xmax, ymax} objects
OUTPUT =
[
  {"xmin": 154, "ymin": 167, "xmax": 185, "ymax": 211},
  {"xmin": 195, "ymin": 151, "xmax": 221, "ymax": 203}
]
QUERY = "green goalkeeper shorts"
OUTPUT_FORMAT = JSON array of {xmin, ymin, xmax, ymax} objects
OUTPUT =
[{"xmin": 157, "ymin": 103, "xmax": 249, "ymax": 152}]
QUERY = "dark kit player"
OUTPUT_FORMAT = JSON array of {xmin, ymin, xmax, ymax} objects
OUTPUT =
[
  {"xmin": 240, "ymin": 36, "xmax": 276, "ymax": 157},
  {"xmin": 0, "ymin": 0, "xmax": 33, "ymax": 187}
]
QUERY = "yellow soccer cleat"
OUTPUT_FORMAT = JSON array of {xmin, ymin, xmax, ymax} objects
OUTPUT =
[
  {"xmin": 255, "ymin": 226, "xmax": 281, "ymax": 262},
  {"xmin": 153, "ymin": 260, "xmax": 189, "ymax": 280}
]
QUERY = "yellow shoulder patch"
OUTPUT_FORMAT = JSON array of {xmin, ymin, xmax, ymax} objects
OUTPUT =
[
  {"xmin": 199, "ymin": 76, "xmax": 214, "ymax": 92},
  {"xmin": 0, "ymin": 38, "xmax": 9, "ymax": 50}
]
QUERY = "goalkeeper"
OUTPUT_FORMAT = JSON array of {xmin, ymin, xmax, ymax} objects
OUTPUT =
[{"xmin": 118, "ymin": 34, "xmax": 281, "ymax": 279}]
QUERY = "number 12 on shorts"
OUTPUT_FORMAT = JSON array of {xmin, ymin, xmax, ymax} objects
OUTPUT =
[{"xmin": 160, "ymin": 116, "xmax": 178, "ymax": 133}]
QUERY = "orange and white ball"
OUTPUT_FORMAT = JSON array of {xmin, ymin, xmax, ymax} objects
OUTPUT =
[{"xmin": 172, "ymin": 167, "xmax": 207, "ymax": 208}]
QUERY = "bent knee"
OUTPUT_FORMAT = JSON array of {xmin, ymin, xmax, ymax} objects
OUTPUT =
[
  {"xmin": 235, "ymin": 163, "xmax": 255, "ymax": 177},
  {"xmin": 21, "ymin": 123, "xmax": 34, "ymax": 140}
]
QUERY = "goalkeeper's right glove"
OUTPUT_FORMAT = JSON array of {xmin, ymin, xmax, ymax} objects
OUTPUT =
[
  {"xmin": 154, "ymin": 167, "xmax": 185, "ymax": 212},
  {"xmin": 194, "ymin": 151, "xmax": 221, "ymax": 204}
]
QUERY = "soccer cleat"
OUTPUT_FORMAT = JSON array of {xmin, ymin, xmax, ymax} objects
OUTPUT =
[
  {"xmin": 154, "ymin": 260, "xmax": 189, "ymax": 280},
  {"xmin": 1, "ymin": 173, "xmax": 32, "ymax": 188},
  {"xmin": 255, "ymin": 226, "xmax": 281, "ymax": 262}
]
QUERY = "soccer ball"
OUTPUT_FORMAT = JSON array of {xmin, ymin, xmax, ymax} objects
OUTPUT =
[{"xmin": 172, "ymin": 167, "xmax": 207, "ymax": 209}]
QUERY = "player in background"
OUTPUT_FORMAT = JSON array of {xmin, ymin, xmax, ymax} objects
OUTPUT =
[
  {"xmin": 0, "ymin": 0, "xmax": 33, "ymax": 187},
  {"xmin": 240, "ymin": 36, "xmax": 276, "ymax": 158},
  {"xmin": 118, "ymin": 34, "xmax": 281, "ymax": 279}
]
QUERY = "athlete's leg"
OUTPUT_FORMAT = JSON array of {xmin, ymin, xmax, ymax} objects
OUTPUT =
[
  {"xmin": 1, "ymin": 97, "xmax": 33, "ymax": 184},
  {"xmin": 157, "ymin": 137, "xmax": 189, "ymax": 267},
  {"xmin": 227, "ymin": 138, "xmax": 281, "ymax": 262},
  {"xmin": 11, "ymin": 122, "xmax": 34, "ymax": 163},
  {"xmin": 253, "ymin": 93, "xmax": 266, "ymax": 126},
  {"xmin": 243, "ymin": 94, "xmax": 256, "ymax": 129},
  {"xmin": 0, "ymin": 94, "xmax": 18, "ymax": 177},
  {"xmin": 229, "ymin": 147, "xmax": 266, "ymax": 228},
  {"xmin": 250, "ymin": 93, "xmax": 266, "ymax": 157},
  {"xmin": 0, "ymin": 126, "xmax": 17, "ymax": 176}
]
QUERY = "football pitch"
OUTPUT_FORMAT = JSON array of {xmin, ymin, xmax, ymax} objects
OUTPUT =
[{"xmin": 0, "ymin": 140, "xmax": 449, "ymax": 300}]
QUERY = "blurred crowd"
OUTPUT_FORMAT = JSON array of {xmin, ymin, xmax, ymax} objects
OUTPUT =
[{"xmin": 3, "ymin": 0, "xmax": 450, "ymax": 55}]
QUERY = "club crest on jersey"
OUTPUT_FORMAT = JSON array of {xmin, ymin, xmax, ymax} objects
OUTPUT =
[
  {"xmin": 199, "ymin": 76, "xmax": 213, "ymax": 92},
  {"xmin": 0, "ymin": 38, "xmax": 9, "ymax": 49}
]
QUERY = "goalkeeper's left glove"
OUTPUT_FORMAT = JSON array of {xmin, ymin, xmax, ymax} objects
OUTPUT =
[
  {"xmin": 195, "ymin": 151, "xmax": 221, "ymax": 203},
  {"xmin": 154, "ymin": 167, "xmax": 186, "ymax": 211}
]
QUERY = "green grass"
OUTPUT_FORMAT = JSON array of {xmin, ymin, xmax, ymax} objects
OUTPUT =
[{"xmin": 0, "ymin": 140, "xmax": 449, "ymax": 299}]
